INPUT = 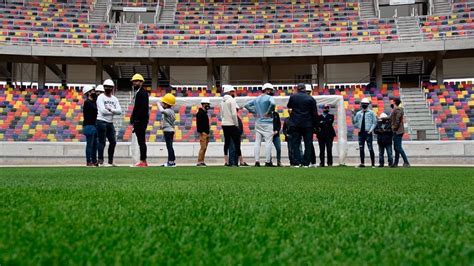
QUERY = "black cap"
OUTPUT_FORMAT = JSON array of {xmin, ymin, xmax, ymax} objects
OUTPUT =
[{"xmin": 297, "ymin": 83, "xmax": 306, "ymax": 91}]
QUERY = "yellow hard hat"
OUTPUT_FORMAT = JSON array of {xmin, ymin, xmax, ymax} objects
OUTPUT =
[
  {"xmin": 131, "ymin": 73, "xmax": 144, "ymax": 82},
  {"xmin": 162, "ymin": 93, "xmax": 176, "ymax": 106}
]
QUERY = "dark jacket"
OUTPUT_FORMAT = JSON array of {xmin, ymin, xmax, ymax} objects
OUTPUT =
[
  {"xmin": 82, "ymin": 99, "xmax": 97, "ymax": 126},
  {"xmin": 273, "ymin": 111, "xmax": 281, "ymax": 133},
  {"xmin": 287, "ymin": 91, "xmax": 318, "ymax": 128},
  {"xmin": 282, "ymin": 117, "xmax": 290, "ymax": 142},
  {"xmin": 196, "ymin": 107, "xmax": 210, "ymax": 134},
  {"xmin": 390, "ymin": 106, "xmax": 404, "ymax": 135},
  {"xmin": 237, "ymin": 116, "xmax": 243, "ymax": 136},
  {"xmin": 375, "ymin": 119, "xmax": 393, "ymax": 145},
  {"xmin": 130, "ymin": 88, "xmax": 149, "ymax": 125},
  {"xmin": 316, "ymin": 113, "xmax": 336, "ymax": 139}
]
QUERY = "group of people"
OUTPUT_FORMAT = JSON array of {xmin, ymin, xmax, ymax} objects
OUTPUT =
[
  {"xmin": 353, "ymin": 97, "xmax": 410, "ymax": 168},
  {"xmin": 82, "ymin": 74, "xmax": 409, "ymax": 168},
  {"xmin": 82, "ymin": 74, "xmax": 178, "ymax": 167},
  {"xmin": 194, "ymin": 83, "xmax": 337, "ymax": 168}
]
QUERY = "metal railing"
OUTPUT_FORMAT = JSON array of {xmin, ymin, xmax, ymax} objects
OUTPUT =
[
  {"xmin": 153, "ymin": 0, "xmax": 163, "ymax": 23},
  {"xmin": 106, "ymin": 0, "xmax": 112, "ymax": 23}
]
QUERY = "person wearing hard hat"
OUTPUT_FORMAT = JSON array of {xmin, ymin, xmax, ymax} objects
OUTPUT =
[
  {"xmin": 374, "ymin": 112, "xmax": 393, "ymax": 167},
  {"xmin": 390, "ymin": 98, "xmax": 410, "ymax": 167},
  {"xmin": 316, "ymin": 104, "xmax": 336, "ymax": 167},
  {"xmin": 220, "ymin": 84, "xmax": 241, "ymax": 167},
  {"xmin": 196, "ymin": 98, "xmax": 211, "ymax": 167},
  {"xmin": 287, "ymin": 83, "xmax": 318, "ymax": 167},
  {"xmin": 96, "ymin": 79, "xmax": 122, "ymax": 167},
  {"xmin": 95, "ymin": 85, "xmax": 105, "ymax": 96},
  {"xmin": 352, "ymin": 97, "xmax": 377, "ymax": 168},
  {"xmin": 244, "ymin": 83, "xmax": 276, "ymax": 167},
  {"xmin": 82, "ymin": 85, "xmax": 98, "ymax": 167},
  {"xmin": 130, "ymin": 73, "xmax": 149, "ymax": 167},
  {"xmin": 158, "ymin": 93, "xmax": 177, "ymax": 167}
]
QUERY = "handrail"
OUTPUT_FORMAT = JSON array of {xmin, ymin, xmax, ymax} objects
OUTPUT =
[
  {"xmin": 153, "ymin": 0, "xmax": 162, "ymax": 23},
  {"xmin": 106, "ymin": 0, "xmax": 112, "ymax": 23},
  {"xmin": 374, "ymin": 0, "xmax": 381, "ymax": 18}
]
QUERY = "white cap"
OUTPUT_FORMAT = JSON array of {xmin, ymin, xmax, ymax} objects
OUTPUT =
[
  {"xmin": 82, "ymin": 85, "xmax": 94, "ymax": 94},
  {"xmin": 103, "ymin": 79, "xmax": 115, "ymax": 87},
  {"xmin": 201, "ymin": 98, "xmax": 210, "ymax": 104},
  {"xmin": 222, "ymin": 84, "xmax": 235, "ymax": 93},
  {"xmin": 95, "ymin": 85, "xmax": 105, "ymax": 92},
  {"xmin": 379, "ymin": 113, "xmax": 388, "ymax": 119},
  {"xmin": 305, "ymin": 84, "xmax": 312, "ymax": 92},
  {"xmin": 361, "ymin": 98, "xmax": 371, "ymax": 104},
  {"xmin": 262, "ymin": 83, "xmax": 274, "ymax": 91}
]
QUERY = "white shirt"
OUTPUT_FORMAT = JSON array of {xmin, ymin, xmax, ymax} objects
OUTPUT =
[{"xmin": 97, "ymin": 94, "xmax": 122, "ymax": 123}]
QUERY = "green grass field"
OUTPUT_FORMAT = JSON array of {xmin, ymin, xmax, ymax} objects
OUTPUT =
[{"xmin": 0, "ymin": 167, "xmax": 473, "ymax": 265}]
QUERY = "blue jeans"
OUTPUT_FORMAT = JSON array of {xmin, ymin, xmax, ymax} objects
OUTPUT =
[
  {"xmin": 96, "ymin": 120, "xmax": 116, "ymax": 164},
  {"xmin": 378, "ymin": 143, "xmax": 393, "ymax": 167},
  {"xmin": 393, "ymin": 134, "xmax": 409, "ymax": 166},
  {"xmin": 164, "ymin": 131, "xmax": 176, "ymax": 162},
  {"xmin": 358, "ymin": 132, "xmax": 375, "ymax": 166},
  {"xmin": 272, "ymin": 135, "xmax": 281, "ymax": 162},
  {"xmin": 83, "ymin": 125, "xmax": 98, "ymax": 164}
]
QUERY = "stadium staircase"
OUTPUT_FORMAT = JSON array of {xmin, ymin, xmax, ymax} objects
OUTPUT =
[
  {"xmin": 397, "ymin": 17, "xmax": 423, "ymax": 41},
  {"xmin": 114, "ymin": 90, "xmax": 132, "ymax": 135},
  {"xmin": 359, "ymin": 1, "xmax": 377, "ymax": 19},
  {"xmin": 113, "ymin": 23, "xmax": 138, "ymax": 47},
  {"xmin": 433, "ymin": 0, "xmax": 452, "ymax": 15},
  {"xmin": 158, "ymin": 0, "xmax": 177, "ymax": 24},
  {"xmin": 89, "ymin": 0, "xmax": 108, "ymax": 23},
  {"xmin": 400, "ymin": 87, "xmax": 440, "ymax": 140}
]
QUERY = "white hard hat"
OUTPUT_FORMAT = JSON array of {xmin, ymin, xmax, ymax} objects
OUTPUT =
[
  {"xmin": 95, "ymin": 85, "xmax": 105, "ymax": 92},
  {"xmin": 361, "ymin": 98, "xmax": 371, "ymax": 104},
  {"xmin": 222, "ymin": 84, "xmax": 235, "ymax": 93},
  {"xmin": 262, "ymin": 83, "xmax": 274, "ymax": 91},
  {"xmin": 82, "ymin": 85, "xmax": 94, "ymax": 94},
  {"xmin": 379, "ymin": 113, "xmax": 388, "ymax": 119},
  {"xmin": 201, "ymin": 98, "xmax": 210, "ymax": 104},
  {"xmin": 103, "ymin": 79, "xmax": 115, "ymax": 87},
  {"xmin": 305, "ymin": 84, "xmax": 312, "ymax": 92}
]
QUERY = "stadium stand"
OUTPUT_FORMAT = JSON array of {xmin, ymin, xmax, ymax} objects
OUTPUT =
[
  {"xmin": 0, "ymin": 1, "xmax": 117, "ymax": 46},
  {"xmin": 137, "ymin": 0, "xmax": 398, "ymax": 46},
  {"xmin": 0, "ymin": 83, "xmax": 402, "ymax": 142},
  {"xmin": 424, "ymin": 81, "xmax": 474, "ymax": 140},
  {"xmin": 419, "ymin": 0, "xmax": 474, "ymax": 40}
]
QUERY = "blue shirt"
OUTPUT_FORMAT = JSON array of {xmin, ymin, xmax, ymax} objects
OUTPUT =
[
  {"xmin": 353, "ymin": 109, "xmax": 377, "ymax": 133},
  {"xmin": 244, "ymin": 94, "xmax": 275, "ymax": 124}
]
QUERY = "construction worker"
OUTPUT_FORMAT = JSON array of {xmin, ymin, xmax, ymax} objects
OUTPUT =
[
  {"xmin": 221, "ymin": 84, "xmax": 241, "ymax": 167},
  {"xmin": 82, "ymin": 85, "xmax": 98, "ymax": 167},
  {"xmin": 130, "ymin": 73, "xmax": 149, "ymax": 167},
  {"xmin": 353, "ymin": 97, "xmax": 377, "ymax": 168},
  {"xmin": 374, "ymin": 112, "xmax": 394, "ymax": 167},
  {"xmin": 196, "ymin": 98, "xmax": 211, "ymax": 167},
  {"xmin": 158, "ymin": 93, "xmax": 177, "ymax": 167},
  {"xmin": 96, "ymin": 79, "xmax": 122, "ymax": 167},
  {"xmin": 244, "ymin": 83, "xmax": 276, "ymax": 167},
  {"xmin": 95, "ymin": 84, "xmax": 105, "ymax": 96}
]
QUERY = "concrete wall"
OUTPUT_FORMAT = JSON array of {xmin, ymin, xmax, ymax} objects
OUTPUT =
[
  {"xmin": 13, "ymin": 63, "xmax": 109, "ymax": 84},
  {"xmin": 170, "ymin": 66, "xmax": 207, "ymax": 85},
  {"xmin": 326, "ymin": 63, "xmax": 370, "ymax": 83},
  {"xmin": 1, "ymin": 141, "xmax": 473, "ymax": 166}
]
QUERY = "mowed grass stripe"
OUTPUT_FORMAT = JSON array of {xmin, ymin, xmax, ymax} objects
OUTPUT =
[{"xmin": 0, "ymin": 167, "xmax": 473, "ymax": 265}]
